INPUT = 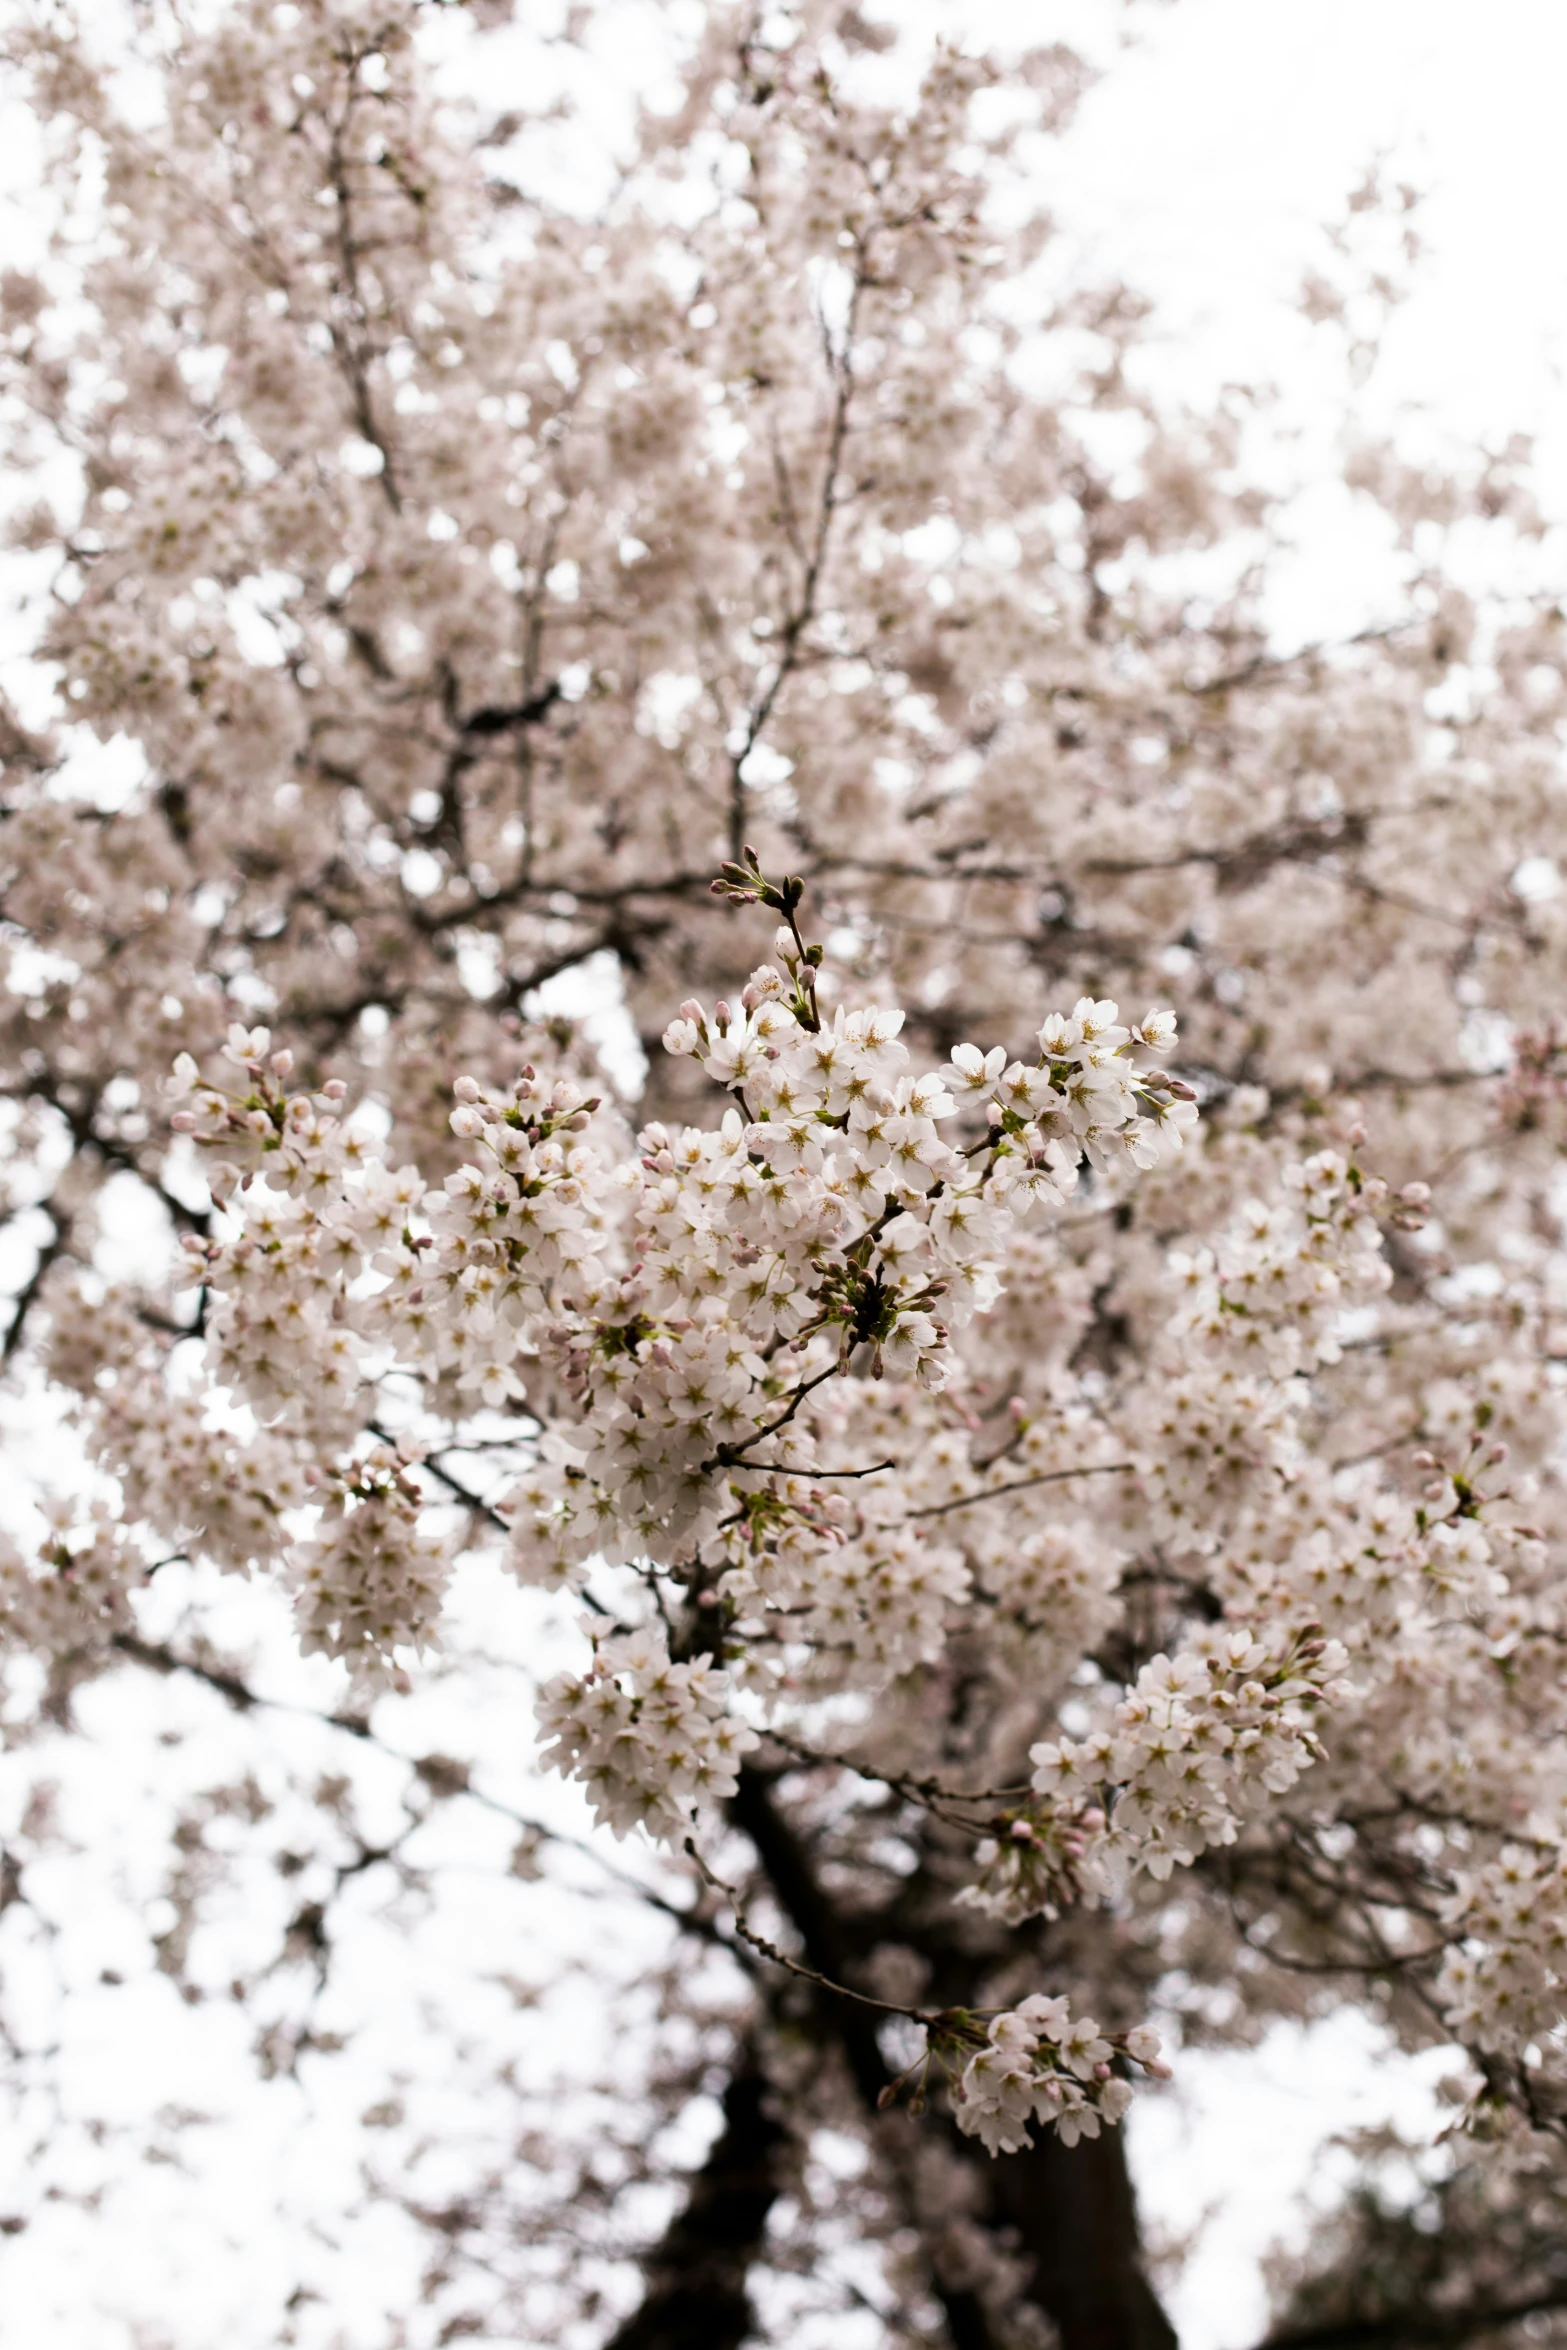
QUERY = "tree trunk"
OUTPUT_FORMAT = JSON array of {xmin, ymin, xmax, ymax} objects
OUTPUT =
[
  {"xmin": 987, "ymin": 2122, "xmax": 1177, "ymax": 2350},
  {"xmin": 729, "ymin": 1767, "xmax": 1179, "ymax": 2350},
  {"xmin": 604, "ymin": 2039, "xmax": 789, "ymax": 2350}
]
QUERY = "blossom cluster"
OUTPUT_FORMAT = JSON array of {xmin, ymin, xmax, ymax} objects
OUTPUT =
[
  {"xmin": 510, "ymin": 969, "xmax": 1191, "ymax": 1570},
  {"xmin": 1168, "ymin": 1149, "xmax": 1412, "ymax": 1380},
  {"xmin": 0, "ymin": 1513, "xmax": 146, "ymax": 1654},
  {"xmin": 1141, "ymin": 1150, "xmax": 1421, "ymax": 1549},
  {"xmin": 536, "ymin": 1627, "xmax": 760, "ymax": 1842},
  {"xmin": 948, "ymin": 1996, "xmax": 1167, "ymax": 2155},
  {"xmin": 1439, "ymin": 1838, "xmax": 1567, "ymax": 2066},
  {"xmin": 1029, "ymin": 1626, "xmax": 1352, "ymax": 1895},
  {"xmin": 290, "ymin": 1448, "xmax": 452, "ymax": 1692}
]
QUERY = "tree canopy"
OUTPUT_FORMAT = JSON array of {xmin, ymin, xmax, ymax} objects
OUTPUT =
[{"xmin": 3, "ymin": 4, "xmax": 1567, "ymax": 2344}]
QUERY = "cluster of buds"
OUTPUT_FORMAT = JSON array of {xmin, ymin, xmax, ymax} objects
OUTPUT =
[
  {"xmin": 448, "ymin": 1065, "xmax": 601, "ymax": 1148},
  {"xmin": 1494, "ymin": 1024, "xmax": 1567, "ymax": 1138},
  {"xmin": 711, "ymin": 844, "xmax": 822, "ymax": 1031},
  {"xmin": 955, "ymin": 1801, "xmax": 1107, "ymax": 1925},
  {"xmin": 166, "ymin": 1025, "xmax": 351, "ymax": 1205}
]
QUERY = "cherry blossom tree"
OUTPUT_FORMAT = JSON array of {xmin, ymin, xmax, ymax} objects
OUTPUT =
[{"xmin": 3, "ymin": 2, "xmax": 1567, "ymax": 2345}]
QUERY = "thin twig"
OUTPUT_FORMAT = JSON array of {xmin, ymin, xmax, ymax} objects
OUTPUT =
[
  {"xmin": 758, "ymin": 1721, "xmax": 1030, "ymax": 1811},
  {"xmin": 906, "ymin": 1460, "xmax": 1135, "ymax": 1522},
  {"xmin": 684, "ymin": 1837, "xmax": 939, "ymax": 2027}
]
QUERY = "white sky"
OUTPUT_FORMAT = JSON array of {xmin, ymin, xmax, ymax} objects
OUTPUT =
[
  {"xmin": 1057, "ymin": 0, "xmax": 1567, "ymax": 427},
  {"xmin": 3, "ymin": 2, "xmax": 1564, "ymax": 2344}
]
